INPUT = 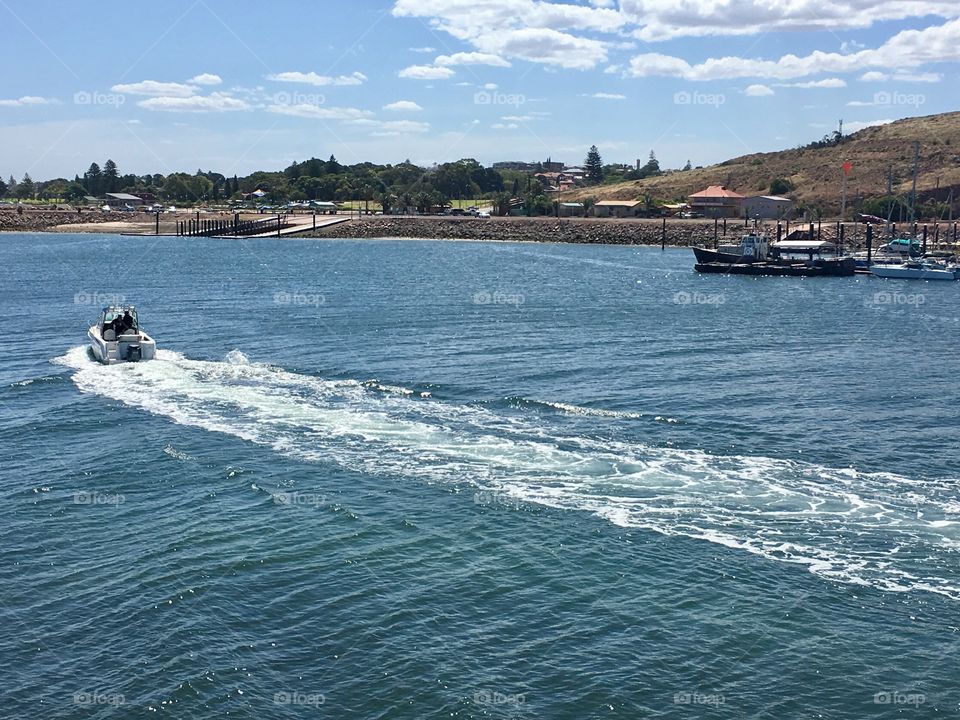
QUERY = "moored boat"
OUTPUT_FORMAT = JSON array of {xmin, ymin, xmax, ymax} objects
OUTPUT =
[
  {"xmin": 88, "ymin": 305, "xmax": 157, "ymax": 364},
  {"xmin": 692, "ymin": 232, "xmax": 769, "ymax": 264},
  {"xmin": 870, "ymin": 259, "xmax": 958, "ymax": 281},
  {"xmin": 694, "ymin": 238, "xmax": 855, "ymax": 277}
]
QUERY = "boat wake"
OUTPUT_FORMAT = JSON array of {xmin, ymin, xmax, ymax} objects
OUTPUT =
[{"xmin": 55, "ymin": 346, "xmax": 960, "ymax": 600}]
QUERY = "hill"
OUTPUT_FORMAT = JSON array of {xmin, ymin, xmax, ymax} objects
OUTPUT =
[{"xmin": 568, "ymin": 112, "xmax": 960, "ymax": 216}]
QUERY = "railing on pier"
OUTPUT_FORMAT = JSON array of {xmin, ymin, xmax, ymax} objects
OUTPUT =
[{"xmin": 176, "ymin": 213, "xmax": 290, "ymax": 237}]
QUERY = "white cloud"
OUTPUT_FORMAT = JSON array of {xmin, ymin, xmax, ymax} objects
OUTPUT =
[
  {"xmin": 844, "ymin": 118, "xmax": 895, "ymax": 133},
  {"xmin": 383, "ymin": 100, "xmax": 423, "ymax": 111},
  {"xmin": 893, "ymin": 71, "xmax": 942, "ymax": 82},
  {"xmin": 781, "ymin": 78, "xmax": 847, "ymax": 88},
  {"xmin": 393, "ymin": 0, "xmax": 615, "ymax": 69},
  {"xmin": 138, "ymin": 93, "xmax": 250, "ymax": 112},
  {"xmin": 492, "ymin": 122, "xmax": 519, "ymax": 129},
  {"xmin": 501, "ymin": 114, "xmax": 531, "ymax": 121},
  {"xmin": 619, "ymin": 0, "xmax": 960, "ymax": 41},
  {"xmin": 267, "ymin": 71, "xmax": 367, "ymax": 86},
  {"xmin": 376, "ymin": 120, "xmax": 431, "ymax": 133},
  {"xmin": 745, "ymin": 84, "xmax": 774, "ymax": 96},
  {"xmin": 0, "ymin": 95, "xmax": 55, "ymax": 107},
  {"xmin": 435, "ymin": 52, "xmax": 511, "ymax": 67},
  {"xmin": 111, "ymin": 80, "xmax": 196, "ymax": 97},
  {"xmin": 861, "ymin": 70, "xmax": 942, "ymax": 82},
  {"xmin": 398, "ymin": 64, "xmax": 456, "ymax": 80},
  {"xmin": 626, "ymin": 18, "xmax": 960, "ymax": 80},
  {"xmin": 583, "ymin": 91, "xmax": 626, "ymax": 99},
  {"xmin": 410, "ymin": 46, "xmax": 436, "ymax": 53},
  {"xmin": 483, "ymin": 82, "xmax": 498, "ymax": 90},
  {"xmin": 476, "ymin": 27, "xmax": 607, "ymax": 69},
  {"xmin": 265, "ymin": 104, "xmax": 373, "ymax": 120},
  {"xmin": 189, "ymin": 73, "xmax": 222, "ymax": 86}
]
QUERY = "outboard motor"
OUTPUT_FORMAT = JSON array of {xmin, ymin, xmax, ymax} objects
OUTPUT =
[{"xmin": 126, "ymin": 345, "xmax": 142, "ymax": 362}]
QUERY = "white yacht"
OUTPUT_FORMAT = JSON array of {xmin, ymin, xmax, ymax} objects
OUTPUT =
[
  {"xmin": 871, "ymin": 259, "xmax": 958, "ymax": 281},
  {"xmin": 88, "ymin": 305, "xmax": 157, "ymax": 364}
]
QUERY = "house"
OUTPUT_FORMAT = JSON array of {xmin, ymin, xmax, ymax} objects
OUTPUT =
[
  {"xmin": 104, "ymin": 192, "xmax": 144, "ymax": 208},
  {"xmin": 308, "ymin": 200, "xmax": 339, "ymax": 215},
  {"xmin": 688, "ymin": 185, "xmax": 744, "ymax": 218},
  {"xmin": 593, "ymin": 200, "xmax": 642, "ymax": 218},
  {"xmin": 741, "ymin": 195, "xmax": 794, "ymax": 220},
  {"xmin": 559, "ymin": 202, "xmax": 585, "ymax": 217}
]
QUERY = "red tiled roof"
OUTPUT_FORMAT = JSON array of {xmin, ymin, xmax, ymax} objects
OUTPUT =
[{"xmin": 689, "ymin": 185, "xmax": 745, "ymax": 199}]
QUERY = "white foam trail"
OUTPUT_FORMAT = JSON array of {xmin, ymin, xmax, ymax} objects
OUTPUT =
[{"xmin": 55, "ymin": 346, "xmax": 960, "ymax": 600}]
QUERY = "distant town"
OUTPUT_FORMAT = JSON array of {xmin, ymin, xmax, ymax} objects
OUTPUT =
[{"xmin": 0, "ymin": 147, "xmax": 801, "ymax": 222}]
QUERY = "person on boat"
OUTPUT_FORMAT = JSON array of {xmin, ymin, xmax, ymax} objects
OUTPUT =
[
  {"xmin": 110, "ymin": 313, "xmax": 125, "ymax": 336},
  {"xmin": 122, "ymin": 310, "xmax": 134, "ymax": 332}
]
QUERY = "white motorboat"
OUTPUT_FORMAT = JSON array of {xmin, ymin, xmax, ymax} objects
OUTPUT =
[
  {"xmin": 88, "ymin": 305, "xmax": 157, "ymax": 364},
  {"xmin": 870, "ymin": 259, "xmax": 957, "ymax": 281}
]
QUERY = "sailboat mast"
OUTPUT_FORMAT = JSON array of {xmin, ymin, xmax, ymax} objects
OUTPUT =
[{"xmin": 909, "ymin": 141, "xmax": 920, "ymax": 224}]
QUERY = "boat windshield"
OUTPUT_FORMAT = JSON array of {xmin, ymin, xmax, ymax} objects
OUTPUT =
[{"xmin": 99, "ymin": 306, "xmax": 139, "ymax": 334}]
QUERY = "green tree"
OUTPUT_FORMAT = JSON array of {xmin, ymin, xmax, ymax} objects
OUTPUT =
[
  {"xmin": 0, "ymin": 176, "xmax": 7, "ymax": 198},
  {"xmin": 103, "ymin": 159, "xmax": 119, "ymax": 193},
  {"xmin": 637, "ymin": 150, "xmax": 661, "ymax": 178},
  {"xmin": 7, "ymin": 175, "xmax": 17, "ymax": 198},
  {"xmin": 16, "ymin": 173, "xmax": 35, "ymax": 200},
  {"xmin": 84, "ymin": 163, "xmax": 102, "ymax": 196},
  {"xmin": 64, "ymin": 182, "xmax": 87, "ymax": 203},
  {"xmin": 585, "ymin": 145, "xmax": 603, "ymax": 184},
  {"xmin": 769, "ymin": 177, "xmax": 795, "ymax": 195}
]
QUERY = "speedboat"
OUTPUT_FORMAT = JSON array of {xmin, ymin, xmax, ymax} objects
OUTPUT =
[
  {"xmin": 88, "ymin": 305, "xmax": 157, "ymax": 364},
  {"xmin": 871, "ymin": 259, "xmax": 957, "ymax": 281}
]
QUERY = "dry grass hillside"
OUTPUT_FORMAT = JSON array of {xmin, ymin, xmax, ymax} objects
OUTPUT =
[{"xmin": 568, "ymin": 112, "xmax": 960, "ymax": 215}]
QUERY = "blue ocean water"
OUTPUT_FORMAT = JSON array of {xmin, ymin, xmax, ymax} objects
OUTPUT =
[{"xmin": 2, "ymin": 232, "xmax": 958, "ymax": 718}]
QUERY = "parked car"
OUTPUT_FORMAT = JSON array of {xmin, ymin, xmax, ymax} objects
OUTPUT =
[{"xmin": 477, "ymin": 211, "xmax": 491, "ymax": 218}]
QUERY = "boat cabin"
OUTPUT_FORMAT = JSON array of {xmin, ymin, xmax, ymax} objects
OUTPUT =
[
  {"xmin": 771, "ymin": 240, "xmax": 838, "ymax": 260},
  {"xmin": 98, "ymin": 305, "xmax": 140, "ymax": 340},
  {"xmin": 718, "ymin": 233, "xmax": 769, "ymax": 259}
]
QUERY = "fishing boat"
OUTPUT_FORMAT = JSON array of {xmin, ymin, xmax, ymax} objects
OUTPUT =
[
  {"xmin": 692, "ymin": 232, "xmax": 769, "ymax": 264},
  {"xmin": 695, "ymin": 239, "xmax": 855, "ymax": 277},
  {"xmin": 870, "ymin": 259, "xmax": 958, "ymax": 281},
  {"xmin": 88, "ymin": 305, "xmax": 157, "ymax": 364}
]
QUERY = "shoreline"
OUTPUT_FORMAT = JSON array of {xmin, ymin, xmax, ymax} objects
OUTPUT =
[{"xmin": 0, "ymin": 210, "xmax": 899, "ymax": 249}]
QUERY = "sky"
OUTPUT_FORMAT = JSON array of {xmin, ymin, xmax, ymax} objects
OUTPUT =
[{"xmin": 2, "ymin": 0, "xmax": 958, "ymax": 180}]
